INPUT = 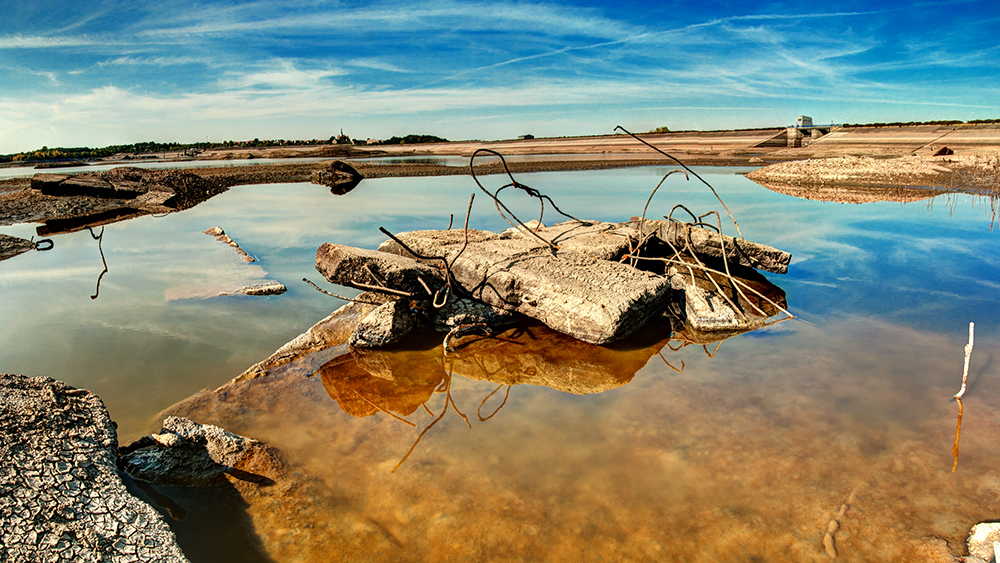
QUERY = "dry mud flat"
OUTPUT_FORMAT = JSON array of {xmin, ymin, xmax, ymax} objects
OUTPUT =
[{"xmin": 0, "ymin": 374, "xmax": 188, "ymax": 563}]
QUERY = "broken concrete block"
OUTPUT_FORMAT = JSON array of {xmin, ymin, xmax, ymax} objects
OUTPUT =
[
  {"xmin": 632, "ymin": 218, "xmax": 791, "ymax": 274},
  {"xmin": 316, "ymin": 242, "xmax": 446, "ymax": 297},
  {"xmin": 377, "ymin": 232, "xmax": 673, "ymax": 344},
  {"xmin": 349, "ymin": 299, "xmax": 416, "ymax": 348}
]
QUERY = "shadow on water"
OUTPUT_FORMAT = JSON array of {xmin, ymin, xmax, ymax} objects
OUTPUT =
[{"xmin": 121, "ymin": 470, "xmax": 275, "ymax": 563}]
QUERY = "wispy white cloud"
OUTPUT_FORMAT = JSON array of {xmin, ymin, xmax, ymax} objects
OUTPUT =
[
  {"xmin": 0, "ymin": 34, "xmax": 116, "ymax": 49},
  {"xmin": 140, "ymin": 0, "xmax": 638, "ymax": 40},
  {"xmin": 98, "ymin": 55, "xmax": 214, "ymax": 67},
  {"xmin": 218, "ymin": 59, "xmax": 348, "ymax": 90},
  {"xmin": 345, "ymin": 58, "xmax": 411, "ymax": 73}
]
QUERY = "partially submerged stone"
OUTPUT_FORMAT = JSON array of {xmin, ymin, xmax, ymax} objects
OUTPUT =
[
  {"xmin": 666, "ymin": 261, "xmax": 786, "ymax": 333},
  {"xmin": 0, "ymin": 374, "xmax": 188, "ymax": 562},
  {"xmin": 234, "ymin": 282, "xmax": 287, "ymax": 296},
  {"xmin": 347, "ymin": 294, "xmax": 517, "ymax": 349},
  {"xmin": 310, "ymin": 160, "xmax": 364, "ymax": 195},
  {"xmin": 120, "ymin": 416, "xmax": 284, "ymax": 487},
  {"xmin": 203, "ymin": 226, "xmax": 256, "ymax": 262},
  {"xmin": 429, "ymin": 296, "xmax": 517, "ymax": 333},
  {"xmin": 236, "ymin": 293, "xmax": 389, "ymax": 381}
]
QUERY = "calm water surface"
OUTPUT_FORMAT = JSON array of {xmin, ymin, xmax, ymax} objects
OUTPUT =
[{"xmin": 2, "ymin": 167, "xmax": 999, "ymax": 562}]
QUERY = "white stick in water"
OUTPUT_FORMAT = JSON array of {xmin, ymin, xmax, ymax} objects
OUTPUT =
[{"xmin": 955, "ymin": 322, "xmax": 975, "ymax": 399}]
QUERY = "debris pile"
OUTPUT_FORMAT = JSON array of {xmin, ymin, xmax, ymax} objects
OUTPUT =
[
  {"xmin": 310, "ymin": 149, "xmax": 792, "ymax": 350},
  {"xmin": 314, "ymin": 217, "xmax": 789, "ymax": 348}
]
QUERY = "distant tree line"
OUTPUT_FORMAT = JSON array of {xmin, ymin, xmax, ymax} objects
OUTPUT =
[
  {"xmin": 1, "ymin": 138, "xmax": 326, "ymax": 164},
  {"xmin": 374, "ymin": 134, "xmax": 448, "ymax": 145},
  {"xmin": 1, "ymin": 133, "xmax": 453, "ymax": 164}
]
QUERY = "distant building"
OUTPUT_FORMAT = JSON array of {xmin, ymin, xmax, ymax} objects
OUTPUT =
[
  {"xmin": 518, "ymin": 134, "xmax": 535, "ymax": 140},
  {"xmin": 796, "ymin": 115, "xmax": 813, "ymax": 128}
]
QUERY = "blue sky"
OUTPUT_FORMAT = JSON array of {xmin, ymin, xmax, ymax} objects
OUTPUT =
[{"xmin": 1, "ymin": 0, "xmax": 998, "ymax": 153}]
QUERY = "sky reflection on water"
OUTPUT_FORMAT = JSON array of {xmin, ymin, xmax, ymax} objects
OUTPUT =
[{"xmin": 1, "ymin": 167, "xmax": 999, "ymax": 561}]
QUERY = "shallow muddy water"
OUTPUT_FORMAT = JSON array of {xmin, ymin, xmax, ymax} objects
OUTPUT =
[{"xmin": 2, "ymin": 167, "xmax": 999, "ymax": 561}]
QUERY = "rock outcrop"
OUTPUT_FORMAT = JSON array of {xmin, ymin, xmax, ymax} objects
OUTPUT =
[{"xmin": 0, "ymin": 374, "xmax": 188, "ymax": 563}]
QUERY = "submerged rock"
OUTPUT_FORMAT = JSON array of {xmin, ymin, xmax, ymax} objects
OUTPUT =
[
  {"xmin": 203, "ymin": 226, "xmax": 256, "ymax": 262},
  {"xmin": 666, "ymin": 263, "xmax": 785, "ymax": 333},
  {"xmin": 234, "ymin": 282, "xmax": 288, "ymax": 296},
  {"xmin": 0, "ymin": 374, "xmax": 188, "ymax": 562}
]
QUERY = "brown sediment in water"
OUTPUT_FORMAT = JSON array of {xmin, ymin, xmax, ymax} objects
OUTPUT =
[{"xmin": 152, "ymin": 308, "xmax": 997, "ymax": 562}]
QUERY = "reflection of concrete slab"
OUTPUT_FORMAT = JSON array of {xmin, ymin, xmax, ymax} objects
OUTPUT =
[
  {"xmin": 447, "ymin": 322, "xmax": 670, "ymax": 394},
  {"xmin": 314, "ymin": 319, "xmax": 673, "ymax": 417},
  {"xmin": 319, "ymin": 348, "xmax": 445, "ymax": 418}
]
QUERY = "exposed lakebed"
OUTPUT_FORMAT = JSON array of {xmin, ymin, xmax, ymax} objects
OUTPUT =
[{"xmin": 2, "ymin": 166, "xmax": 999, "ymax": 561}]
